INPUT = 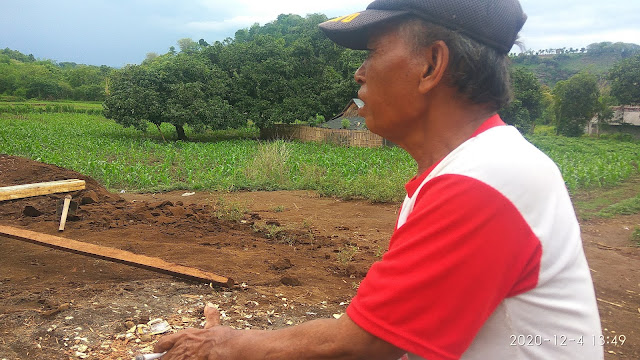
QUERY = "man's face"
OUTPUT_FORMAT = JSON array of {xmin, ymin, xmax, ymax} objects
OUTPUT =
[{"xmin": 354, "ymin": 25, "xmax": 425, "ymax": 142}]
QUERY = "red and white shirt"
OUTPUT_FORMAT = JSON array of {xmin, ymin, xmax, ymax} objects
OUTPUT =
[{"xmin": 347, "ymin": 115, "xmax": 603, "ymax": 360}]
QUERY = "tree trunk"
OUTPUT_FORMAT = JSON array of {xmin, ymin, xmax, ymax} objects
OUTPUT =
[
  {"xmin": 155, "ymin": 124, "xmax": 166, "ymax": 142},
  {"xmin": 175, "ymin": 125, "xmax": 187, "ymax": 141}
]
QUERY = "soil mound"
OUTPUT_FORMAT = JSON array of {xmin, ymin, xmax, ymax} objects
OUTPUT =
[
  {"xmin": 0, "ymin": 155, "xmax": 244, "ymax": 234},
  {"xmin": 0, "ymin": 154, "xmax": 121, "ymax": 221}
]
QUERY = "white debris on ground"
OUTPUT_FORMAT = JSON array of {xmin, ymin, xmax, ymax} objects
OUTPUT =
[{"xmin": 0, "ymin": 279, "xmax": 351, "ymax": 359}]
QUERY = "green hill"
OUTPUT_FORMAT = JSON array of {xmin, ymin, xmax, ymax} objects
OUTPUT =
[{"xmin": 511, "ymin": 42, "xmax": 640, "ymax": 86}]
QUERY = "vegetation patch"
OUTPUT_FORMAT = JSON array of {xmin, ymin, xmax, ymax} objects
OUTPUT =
[
  {"xmin": 597, "ymin": 195, "xmax": 640, "ymax": 218},
  {"xmin": 213, "ymin": 197, "xmax": 248, "ymax": 222},
  {"xmin": 529, "ymin": 135, "xmax": 640, "ymax": 191},
  {"xmin": 244, "ymin": 141, "xmax": 293, "ymax": 190},
  {"xmin": 1, "ymin": 112, "xmax": 639, "ymax": 203},
  {"xmin": 0, "ymin": 102, "xmax": 103, "ymax": 115},
  {"xmin": 336, "ymin": 244, "xmax": 360, "ymax": 264},
  {"xmin": 573, "ymin": 172, "xmax": 640, "ymax": 219},
  {"xmin": 632, "ymin": 228, "xmax": 640, "ymax": 247}
]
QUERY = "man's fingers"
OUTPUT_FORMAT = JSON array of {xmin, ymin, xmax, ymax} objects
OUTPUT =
[
  {"xmin": 204, "ymin": 303, "xmax": 221, "ymax": 329},
  {"xmin": 153, "ymin": 305, "xmax": 221, "ymax": 355},
  {"xmin": 154, "ymin": 332, "xmax": 182, "ymax": 353}
]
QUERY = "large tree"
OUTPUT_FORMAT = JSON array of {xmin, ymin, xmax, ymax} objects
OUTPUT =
[
  {"xmin": 499, "ymin": 67, "xmax": 544, "ymax": 134},
  {"xmin": 608, "ymin": 54, "xmax": 640, "ymax": 105},
  {"xmin": 552, "ymin": 72, "xmax": 600, "ymax": 137},
  {"xmin": 103, "ymin": 53, "xmax": 241, "ymax": 140},
  {"xmin": 202, "ymin": 13, "xmax": 363, "ymax": 129}
]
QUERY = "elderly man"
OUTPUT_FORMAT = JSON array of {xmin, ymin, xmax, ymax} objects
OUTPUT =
[{"xmin": 156, "ymin": 0, "xmax": 604, "ymax": 359}]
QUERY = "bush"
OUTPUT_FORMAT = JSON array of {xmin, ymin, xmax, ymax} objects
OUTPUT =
[
  {"xmin": 244, "ymin": 140, "xmax": 292, "ymax": 189},
  {"xmin": 341, "ymin": 119, "xmax": 351, "ymax": 129},
  {"xmin": 533, "ymin": 125, "xmax": 556, "ymax": 136},
  {"xmin": 632, "ymin": 228, "xmax": 640, "ymax": 246},
  {"xmin": 308, "ymin": 114, "xmax": 325, "ymax": 127},
  {"xmin": 0, "ymin": 95, "xmax": 25, "ymax": 102},
  {"xmin": 599, "ymin": 133, "xmax": 637, "ymax": 143},
  {"xmin": 0, "ymin": 103, "xmax": 101, "ymax": 115}
]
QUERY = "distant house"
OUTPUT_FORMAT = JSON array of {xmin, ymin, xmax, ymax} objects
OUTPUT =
[
  {"xmin": 321, "ymin": 99, "xmax": 367, "ymax": 130},
  {"xmin": 587, "ymin": 106, "xmax": 640, "ymax": 138},
  {"xmin": 261, "ymin": 98, "xmax": 392, "ymax": 147}
]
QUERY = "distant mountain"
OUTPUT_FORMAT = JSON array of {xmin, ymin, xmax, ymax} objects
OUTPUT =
[{"xmin": 510, "ymin": 42, "xmax": 640, "ymax": 86}]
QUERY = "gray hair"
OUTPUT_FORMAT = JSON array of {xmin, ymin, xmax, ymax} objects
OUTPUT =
[{"xmin": 400, "ymin": 17, "xmax": 513, "ymax": 111}]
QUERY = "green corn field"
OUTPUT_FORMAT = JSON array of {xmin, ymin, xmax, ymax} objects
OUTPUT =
[{"xmin": 0, "ymin": 112, "xmax": 638, "ymax": 202}]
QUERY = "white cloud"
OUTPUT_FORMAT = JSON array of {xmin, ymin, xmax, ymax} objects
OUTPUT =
[
  {"xmin": 193, "ymin": 0, "xmax": 370, "ymax": 27},
  {"xmin": 198, "ymin": 0, "xmax": 370, "ymax": 17},
  {"xmin": 178, "ymin": 0, "xmax": 372, "ymax": 40}
]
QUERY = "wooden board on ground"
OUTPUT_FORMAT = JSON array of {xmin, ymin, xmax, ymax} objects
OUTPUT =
[
  {"xmin": 0, "ymin": 179, "xmax": 86, "ymax": 201},
  {"xmin": 0, "ymin": 225, "xmax": 234, "ymax": 287}
]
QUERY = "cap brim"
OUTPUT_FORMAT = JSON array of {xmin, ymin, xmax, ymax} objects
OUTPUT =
[{"xmin": 319, "ymin": 9, "xmax": 411, "ymax": 50}]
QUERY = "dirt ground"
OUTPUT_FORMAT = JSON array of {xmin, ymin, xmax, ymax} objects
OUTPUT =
[{"xmin": 0, "ymin": 154, "xmax": 638, "ymax": 360}]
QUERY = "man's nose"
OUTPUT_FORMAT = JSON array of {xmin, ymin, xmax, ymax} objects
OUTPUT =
[{"xmin": 354, "ymin": 62, "xmax": 366, "ymax": 85}]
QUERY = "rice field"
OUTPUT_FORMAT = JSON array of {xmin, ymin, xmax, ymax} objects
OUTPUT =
[{"xmin": 0, "ymin": 111, "xmax": 638, "ymax": 202}]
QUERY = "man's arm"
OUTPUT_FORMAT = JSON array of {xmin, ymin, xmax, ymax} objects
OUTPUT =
[{"xmin": 154, "ymin": 305, "xmax": 406, "ymax": 360}]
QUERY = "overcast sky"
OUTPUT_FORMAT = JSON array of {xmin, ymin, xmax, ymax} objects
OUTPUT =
[{"xmin": 1, "ymin": 0, "xmax": 639, "ymax": 67}]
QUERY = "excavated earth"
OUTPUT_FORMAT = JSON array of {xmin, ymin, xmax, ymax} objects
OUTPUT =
[{"xmin": 0, "ymin": 154, "xmax": 638, "ymax": 359}]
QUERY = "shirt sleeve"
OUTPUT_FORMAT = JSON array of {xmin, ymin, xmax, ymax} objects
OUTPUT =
[{"xmin": 346, "ymin": 174, "xmax": 542, "ymax": 360}]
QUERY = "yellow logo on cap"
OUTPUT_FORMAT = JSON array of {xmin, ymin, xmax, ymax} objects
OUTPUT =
[{"xmin": 329, "ymin": 12, "xmax": 361, "ymax": 23}]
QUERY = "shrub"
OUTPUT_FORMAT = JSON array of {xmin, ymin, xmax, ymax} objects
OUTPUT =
[
  {"xmin": 244, "ymin": 140, "xmax": 292, "ymax": 189},
  {"xmin": 309, "ymin": 114, "xmax": 325, "ymax": 127},
  {"xmin": 632, "ymin": 227, "xmax": 640, "ymax": 247},
  {"xmin": 533, "ymin": 125, "xmax": 556, "ymax": 136}
]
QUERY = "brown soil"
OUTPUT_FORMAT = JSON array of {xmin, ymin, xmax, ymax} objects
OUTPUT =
[{"xmin": 0, "ymin": 154, "xmax": 638, "ymax": 359}]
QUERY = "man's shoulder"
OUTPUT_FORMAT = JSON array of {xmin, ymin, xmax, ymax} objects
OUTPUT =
[{"xmin": 431, "ymin": 126, "xmax": 561, "ymax": 193}]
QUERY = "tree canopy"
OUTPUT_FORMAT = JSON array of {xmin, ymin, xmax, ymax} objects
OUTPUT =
[
  {"xmin": 103, "ymin": 53, "xmax": 241, "ymax": 140},
  {"xmin": 608, "ymin": 54, "xmax": 640, "ymax": 105},
  {"xmin": 499, "ymin": 67, "xmax": 544, "ymax": 134},
  {"xmin": 553, "ymin": 72, "xmax": 600, "ymax": 137},
  {"xmin": 103, "ymin": 13, "xmax": 364, "ymax": 135},
  {"xmin": 0, "ymin": 48, "xmax": 111, "ymax": 101},
  {"xmin": 202, "ymin": 13, "xmax": 363, "ymax": 129}
]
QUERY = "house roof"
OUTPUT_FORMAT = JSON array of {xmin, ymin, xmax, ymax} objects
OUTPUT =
[
  {"xmin": 322, "ymin": 98, "xmax": 367, "ymax": 130},
  {"xmin": 322, "ymin": 117, "xmax": 367, "ymax": 130},
  {"xmin": 331, "ymin": 99, "xmax": 364, "ymax": 119},
  {"xmin": 591, "ymin": 106, "xmax": 640, "ymax": 126}
]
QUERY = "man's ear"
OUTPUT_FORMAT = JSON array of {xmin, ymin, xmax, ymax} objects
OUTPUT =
[{"xmin": 418, "ymin": 40, "xmax": 449, "ymax": 94}]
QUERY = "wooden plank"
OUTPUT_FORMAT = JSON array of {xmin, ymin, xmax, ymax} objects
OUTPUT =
[
  {"xmin": 0, "ymin": 179, "xmax": 86, "ymax": 201},
  {"xmin": 0, "ymin": 225, "xmax": 235, "ymax": 287},
  {"xmin": 58, "ymin": 195, "xmax": 72, "ymax": 231}
]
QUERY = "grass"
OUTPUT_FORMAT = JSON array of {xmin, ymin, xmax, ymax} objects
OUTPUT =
[
  {"xmin": 336, "ymin": 245, "xmax": 360, "ymax": 264},
  {"xmin": 213, "ymin": 197, "xmax": 247, "ymax": 222},
  {"xmin": 0, "ymin": 112, "xmax": 413, "ymax": 202},
  {"xmin": 632, "ymin": 228, "xmax": 640, "ymax": 247},
  {"xmin": 0, "ymin": 111, "xmax": 639, "ymax": 205},
  {"xmin": 572, "ymin": 175, "xmax": 640, "ymax": 219},
  {"xmin": 597, "ymin": 195, "xmax": 640, "ymax": 218},
  {"xmin": 0, "ymin": 101, "xmax": 103, "ymax": 115},
  {"xmin": 1, "ymin": 100, "xmax": 103, "ymax": 110}
]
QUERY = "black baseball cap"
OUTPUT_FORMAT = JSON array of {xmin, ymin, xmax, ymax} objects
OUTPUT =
[{"xmin": 319, "ymin": 0, "xmax": 527, "ymax": 54}]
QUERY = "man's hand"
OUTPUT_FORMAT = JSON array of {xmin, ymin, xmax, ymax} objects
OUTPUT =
[
  {"xmin": 154, "ymin": 303, "xmax": 234, "ymax": 360},
  {"xmin": 154, "ymin": 303, "xmax": 406, "ymax": 360}
]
